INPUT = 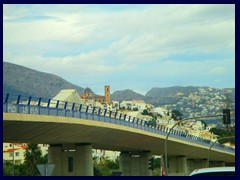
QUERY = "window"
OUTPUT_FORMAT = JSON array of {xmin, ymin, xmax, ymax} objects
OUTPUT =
[{"xmin": 15, "ymin": 152, "xmax": 19, "ymax": 156}]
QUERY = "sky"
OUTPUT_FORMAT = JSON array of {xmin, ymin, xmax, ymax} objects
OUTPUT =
[{"xmin": 3, "ymin": 4, "xmax": 235, "ymax": 95}]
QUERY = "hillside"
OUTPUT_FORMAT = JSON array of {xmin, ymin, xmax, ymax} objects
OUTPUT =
[
  {"xmin": 146, "ymin": 86, "xmax": 200, "ymax": 98},
  {"xmin": 111, "ymin": 89, "xmax": 145, "ymax": 101},
  {"xmin": 3, "ymin": 62, "xmax": 85, "ymax": 99},
  {"xmin": 144, "ymin": 86, "xmax": 196, "ymax": 105},
  {"xmin": 3, "ymin": 62, "xmax": 235, "ymax": 121}
]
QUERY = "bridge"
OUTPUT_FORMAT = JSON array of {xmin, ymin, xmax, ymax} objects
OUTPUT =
[{"xmin": 3, "ymin": 94, "xmax": 235, "ymax": 176}]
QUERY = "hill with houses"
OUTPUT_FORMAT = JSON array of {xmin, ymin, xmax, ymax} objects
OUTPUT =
[{"xmin": 4, "ymin": 61, "xmax": 235, "ymax": 124}]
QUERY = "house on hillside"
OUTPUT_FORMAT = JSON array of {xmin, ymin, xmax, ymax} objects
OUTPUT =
[
  {"xmin": 198, "ymin": 131, "xmax": 218, "ymax": 142},
  {"xmin": 223, "ymin": 142, "xmax": 235, "ymax": 149}
]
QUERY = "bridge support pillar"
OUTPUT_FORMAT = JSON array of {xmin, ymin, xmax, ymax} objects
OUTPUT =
[
  {"xmin": 168, "ymin": 156, "xmax": 188, "ymax": 176},
  {"xmin": 209, "ymin": 161, "xmax": 225, "ymax": 167},
  {"xmin": 119, "ymin": 151, "xmax": 152, "ymax": 176},
  {"xmin": 187, "ymin": 158, "xmax": 208, "ymax": 175},
  {"xmin": 75, "ymin": 143, "xmax": 94, "ymax": 176},
  {"xmin": 48, "ymin": 143, "xmax": 93, "ymax": 176},
  {"xmin": 48, "ymin": 144, "xmax": 63, "ymax": 176}
]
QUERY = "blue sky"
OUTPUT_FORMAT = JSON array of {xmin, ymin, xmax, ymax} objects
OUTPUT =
[{"xmin": 3, "ymin": 4, "xmax": 235, "ymax": 95}]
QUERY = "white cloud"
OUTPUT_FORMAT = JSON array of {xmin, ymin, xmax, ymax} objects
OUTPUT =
[
  {"xmin": 209, "ymin": 67, "xmax": 226, "ymax": 75},
  {"xmin": 3, "ymin": 4, "xmax": 235, "ymax": 91}
]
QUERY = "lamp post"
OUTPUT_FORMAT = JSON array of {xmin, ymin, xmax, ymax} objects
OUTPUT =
[
  {"xmin": 12, "ymin": 143, "xmax": 14, "ymax": 176},
  {"xmin": 164, "ymin": 115, "xmax": 223, "ymax": 176},
  {"xmin": 207, "ymin": 136, "xmax": 235, "ymax": 167}
]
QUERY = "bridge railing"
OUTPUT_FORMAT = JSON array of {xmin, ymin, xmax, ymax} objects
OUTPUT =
[{"xmin": 3, "ymin": 93, "xmax": 235, "ymax": 154}]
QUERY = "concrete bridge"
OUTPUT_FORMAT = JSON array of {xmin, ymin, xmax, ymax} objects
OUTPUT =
[{"xmin": 3, "ymin": 94, "xmax": 235, "ymax": 176}]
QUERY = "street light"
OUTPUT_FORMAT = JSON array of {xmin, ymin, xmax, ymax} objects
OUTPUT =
[
  {"xmin": 12, "ymin": 143, "xmax": 14, "ymax": 176},
  {"xmin": 207, "ymin": 136, "xmax": 235, "ymax": 167},
  {"xmin": 164, "ymin": 115, "xmax": 223, "ymax": 176}
]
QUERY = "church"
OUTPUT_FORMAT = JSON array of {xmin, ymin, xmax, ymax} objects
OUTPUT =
[{"xmin": 80, "ymin": 85, "xmax": 111, "ymax": 105}]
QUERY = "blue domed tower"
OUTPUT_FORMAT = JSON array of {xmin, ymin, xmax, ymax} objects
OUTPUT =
[{"xmin": 82, "ymin": 87, "xmax": 93, "ymax": 99}]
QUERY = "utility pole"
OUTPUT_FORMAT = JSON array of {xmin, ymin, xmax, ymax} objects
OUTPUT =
[
  {"xmin": 164, "ymin": 115, "xmax": 223, "ymax": 176},
  {"xmin": 207, "ymin": 136, "xmax": 235, "ymax": 167},
  {"xmin": 12, "ymin": 143, "xmax": 14, "ymax": 176}
]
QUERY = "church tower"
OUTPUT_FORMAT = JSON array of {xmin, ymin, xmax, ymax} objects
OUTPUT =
[{"xmin": 104, "ymin": 85, "xmax": 111, "ymax": 104}]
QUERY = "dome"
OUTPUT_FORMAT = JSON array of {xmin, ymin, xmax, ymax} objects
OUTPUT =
[{"xmin": 84, "ymin": 87, "xmax": 93, "ymax": 93}]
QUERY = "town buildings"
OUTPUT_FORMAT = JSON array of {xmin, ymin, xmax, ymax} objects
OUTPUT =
[
  {"xmin": 3, "ymin": 143, "xmax": 48, "ymax": 165},
  {"xmin": 81, "ymin": 85, "xmax": 111, "ymax": 105}
]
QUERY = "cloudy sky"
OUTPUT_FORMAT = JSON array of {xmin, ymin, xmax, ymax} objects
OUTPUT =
[{"xmin": 3, "ymin": 4, "xmax": 235, "ymax": 95}]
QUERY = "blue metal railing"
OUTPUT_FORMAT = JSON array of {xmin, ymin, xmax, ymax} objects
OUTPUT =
[{"xmin": 3, "ymin": 93, "xmax": 235, "ymax": 154}]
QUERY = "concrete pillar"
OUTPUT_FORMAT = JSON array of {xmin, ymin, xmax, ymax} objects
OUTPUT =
[
  {"xmin": 210, "ymin": 161, "xmax": 225, "ymax": 167},
  {"xmin": 140, "ymin": 151, "xmax": 152, "ymax": 176},
  {"xmin": 187, "ymin": 159, "xmax": 208, "ymax": 175},
  {"xmin": 119, "ymin": 151, "xmax": 152, "ymax": 176},
  {"xmin": 168, "ymin": 156, "xmax": 187, "ymax": 176},
  {"xmin": 130, "ymin": 154, "xmax": 141, "ymax": 176},
  {"xmin": 119, "ymin": 152, "xmax": 131, "ymax": 176},
  {"xmin": 178, "ymin": 156, "xmax": 188, "ymax": 176},
  {"xmin": 218, "ymin": 161, "xmax": 226, "ymax": 167},
  {"xmin": 201, "ymin": 159, "xmax": 208, "ymax": 168},
  {"xmin": 48, "ymin": 143, "xmax": 93, "ymax": 176},
  {"xmin": 62, "ymin": 150, "xmax": 75, "ymax": 176},
  {"xmin": 48, "ymin": 144, "xmax": 63, "ymax": 176},
  {"xmin": 75, "ymin": 143, "xmax": 93, "ymax": 176}
]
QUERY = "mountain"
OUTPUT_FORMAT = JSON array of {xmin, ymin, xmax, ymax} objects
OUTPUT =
[
  {"xmin": 146, "ymin": 86, "xmax": 200, "ymax": 98},
  {"xmin": 110, "ymin": 86, "xmax": 235, "ymax": 122},
  {"xmin": 111, "ymin": 89, "xmax": 145, "ymax": 101},
  {"xmin": 144, "ymin": 86, "xmax": 201, "ymax": 106},
  {"xmin": 3, "ymin": 62, "xmax": 235, "ymax": 122},
  {"xmin": 3, "ymin": 62, "xmax": 85, "ymax": 99}
]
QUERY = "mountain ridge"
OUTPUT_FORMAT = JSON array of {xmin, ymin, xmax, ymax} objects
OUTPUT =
[
  {"xmin": 3, "ymin": 62, "xmax": 235, "ymax": 109},
  {"xmin": 3, "ymin": 62, "xmax": 85, "ymax": 99}
]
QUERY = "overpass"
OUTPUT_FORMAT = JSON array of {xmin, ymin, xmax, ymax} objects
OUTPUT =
[{"xmin": 3, "ymin": 94, "xmax": 235, "ymax": 176}]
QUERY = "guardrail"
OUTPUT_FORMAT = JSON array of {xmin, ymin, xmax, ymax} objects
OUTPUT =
[{"xmin": 3, "ymin": 93, "xmax": 235, "ymax": 153}]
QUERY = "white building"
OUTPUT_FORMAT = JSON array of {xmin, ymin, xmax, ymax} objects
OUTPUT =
[
  {"xmin": 152, "ymin": 107, "xmax": 169, "ymax": 117},
  {"xmin": 192, "ymin": 121, "xmax": 205, "ymax": 130},
  {"xmin": 3, "ymin": 143, "xmax": 49, "ymax": 165},
  {"xmin": 92, "ymin": 149, "xmax": 120, "ymax": 161},
  {"xmin": 120, "ymin": 100, "xmax": 133, "ymax": 110}
]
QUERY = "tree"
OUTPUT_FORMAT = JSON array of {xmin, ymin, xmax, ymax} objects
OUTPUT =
[
  {"xmin": 24, "ymin": 143, "xmax": 43, "ymax": 176},
  {"xmin": 200, "ymin": 120, "xmax": 207, "ymax": 130},
  {"xmin": 142, "ymin": 109, "xmax": 148, "ymax": 115},
  {"xmin": 3, "ymin": 161, "xmax": 13, "ymax": 176},
  {"xmin": 210, "ymin": 127, "xmax": 235, "ymax": 144},
  {"xmin": 93, "ymin": 156, "xmax": 119, "ymax": 176},
  {"xmin": 171, "ymin": 110, "xmax": 183, "ymax": 120},
  {"xmin": 3, "ymin": 144, "xmax": 47, "ymax": 176},
  {"xmin": 132, "ymin": 107, "xmax": 138, "ymax": 111}
]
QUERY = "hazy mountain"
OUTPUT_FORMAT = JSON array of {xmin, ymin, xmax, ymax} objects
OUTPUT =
[
  {"xmin": 3, "ymin": 62, "xmax": 235, "ymax": 117},
  {"xmin": 144, "ymin": 86, "xmax": 200, "ymax": 106},
  {"xmin": 145, "ymin": 86, "xmax": 200, "ymax": 98},
  {"xmin": 111, "ymin": 89, "xmax": 145, "ymax": 101},
  {"xmin": 3, "ymin": 62, "xmax": 85, "ymax": 99}
]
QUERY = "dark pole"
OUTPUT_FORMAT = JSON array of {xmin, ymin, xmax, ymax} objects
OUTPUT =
[
  {"xmin": 207, "ymin": 136, "xmax": 235, "ymax": 167},
  {"xmin": 12, "ymin": 143, "xmax": 14, "ymax": 176},
  {"xmin": 164, "ymin": 115, "xmax": 223, "ymax": 176}
]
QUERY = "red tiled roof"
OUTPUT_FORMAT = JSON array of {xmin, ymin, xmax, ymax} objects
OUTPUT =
[
  {"xmin": 20, "ymin": 146, "xmax": 28, "ymax": 149},
  {"xmin": 4, "ymin": 148, "xmax": 20, "ymax": 152}
]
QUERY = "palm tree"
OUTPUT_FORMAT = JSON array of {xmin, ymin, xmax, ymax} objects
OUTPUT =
[{"xmin": 24, "ymin": 144, "xmax": 42, "ymax": 176}]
